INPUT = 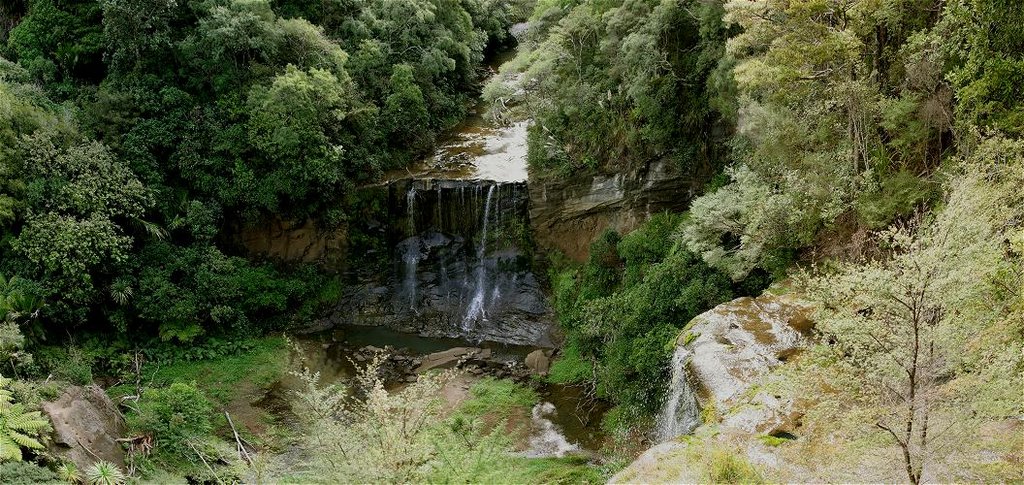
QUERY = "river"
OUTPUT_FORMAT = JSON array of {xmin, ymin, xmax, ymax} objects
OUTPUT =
[{"xmin": 260, "ymin": 45, "xmax": 608, "ymax": 456}]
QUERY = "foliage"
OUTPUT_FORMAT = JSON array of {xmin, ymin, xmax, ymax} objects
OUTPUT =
[
  {"xmin": 0, "ymin": 274, "xmax": 41, "ymax": 373},
  {"xmin": 492, "ymin": 0, "xmax": 731, "ymax": 176},
  {"xmin": 0, "ymin": 460, "xmax": 59, "ymax": 484},
  {"xmin": 0, "ymin": 375, "xmax": 50, "ymax": 462},
  {"xmin": 38, "ymin": 346, "xmax": 93, "ymax": 385},
  {"xmin": 797, "ymin": 135, "xmax": 1024, "ymax": 483},
  {"xmin": 286, "ymin": 355, "xmax": 593, "ymax": 484},
  {"xmin": 550, "ymin": 215, "xmax": 747, "ymax": 428},
  {"xmin": 680, "ymin": 0, "xmax": 954, "ymax": 278},
  {"xmin": 127, "ymin": 382, "xmax": 214, "ymax": 464},
  {"xmin": 56, "ymin": 461, "xmax": 80, "ymax": 484},
  {"xmin": 289, "ymin": 356, "xmax": 455, "ymax": 483},
  {"xmin": 85, "ymin": 460, "xmax": 126, "ymax": 485},
  {"xmin": 0, "ymin": 0, "xmax": 518, "ymax": 346}
]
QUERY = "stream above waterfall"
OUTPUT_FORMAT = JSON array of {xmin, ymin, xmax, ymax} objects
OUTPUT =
[{"xmin": 384, "ymin": 50, "xmax": 527, "ymax": 183}]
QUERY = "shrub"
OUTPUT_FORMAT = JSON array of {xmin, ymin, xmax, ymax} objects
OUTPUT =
[
  {"xmin": 42, "ymin": 346, "xmax": 93, "ymax": 385},
  {"xmin": 85, "ymin": 460, "xmax": 127, "ymax": 485},
  {"xmin": 128, "ymin": 382, "xmax": 213, "ymax": 462},
  {"xmin": 0, "ymin": 461, "xmax": 58, "ymax": 484}
]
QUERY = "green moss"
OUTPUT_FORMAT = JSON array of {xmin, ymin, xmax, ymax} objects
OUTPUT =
[{"xmin": 758, "ymin": 434, "xmax": 791, "ymax": 447}]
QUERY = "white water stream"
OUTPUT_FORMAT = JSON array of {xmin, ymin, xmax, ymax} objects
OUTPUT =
[
  {"xmin": 655, "ymin": 346, "xmax": 701, "ymax": 441},
  {"xmin": 462, "ymin": 185, "xmax": 496, "ymax": 330}
]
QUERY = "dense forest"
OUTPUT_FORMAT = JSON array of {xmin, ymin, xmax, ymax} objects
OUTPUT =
[{"xmin": 1, "ymin": 0, "xmax": 1022, "ymax": 483}]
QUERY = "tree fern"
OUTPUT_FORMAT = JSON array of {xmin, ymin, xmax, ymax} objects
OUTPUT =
[{"xmin": 0, "ymin": 376, "xmax": 50, "ymax": 462}]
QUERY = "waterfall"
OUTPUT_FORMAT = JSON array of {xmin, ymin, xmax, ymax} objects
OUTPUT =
[
  {"xmin": 462, "ymin": 184, "xmax": 495, "ymax": 330},
  {"xmin": 403, "ymin": 188, "xmax": 419, "ymax": 313},
  {"xmin": 656, "ymin": 346, "xmax": 700, "ymax": 441}
]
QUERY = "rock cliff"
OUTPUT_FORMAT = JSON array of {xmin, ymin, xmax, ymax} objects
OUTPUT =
[{"xmin": 528, "ymin": 159, "xmax": 700, "ymax": 261}]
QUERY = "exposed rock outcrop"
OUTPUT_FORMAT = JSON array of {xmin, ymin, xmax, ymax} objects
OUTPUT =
[
  {"xmin": 615, "ymin": 292, "xmax": 814, "ymax": 483},
  {"xmin": 42, "ymin": 385, "xmax": 126, "ymax": 470},
  {"xmin": 236, "ymin": 217, "xmax": 346, "ymax": 269},
  {"xmin": 528, "ymin": 160, "xmax": 700, "ymax": 261},
  {"xmin": 681, "ymin": 292, "xmax": 812, "ymax": 427}
]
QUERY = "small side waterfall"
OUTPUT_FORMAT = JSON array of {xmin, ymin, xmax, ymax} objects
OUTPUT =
[
  {"xmin": 656, "ymin": 346, "xmax": 700, "ymax": 441},
  {"xmin": 462, "ymin": 185, "xmax": 496, "ymax": 330}
]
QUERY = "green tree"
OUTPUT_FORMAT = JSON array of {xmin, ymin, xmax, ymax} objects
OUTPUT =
[
  {"xmin": 801, "ymin": 136, "xmax": 1024, "ymax": 483},
  {"xmin": 245, "ymin": 65, "xmax": 359, "ymax": 212},
  {"xmin": 11, "ymin": 133, "xmax": 151, "ymax": 316},
  {"xmin": 382, "ymin": 63, "xmax": 430, "ymax": 153},
  {"xmin": 5, "ymin": 0, "xmax": 105, "ymax": 94}
]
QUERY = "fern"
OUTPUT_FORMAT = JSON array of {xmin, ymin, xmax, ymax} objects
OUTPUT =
[{"xmin": 0, "ymin": 376, "xmax": 51, "ymax": 462}]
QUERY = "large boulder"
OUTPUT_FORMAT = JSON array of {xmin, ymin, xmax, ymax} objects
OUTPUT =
[
  {"xmin": 41, "ymin": 385, "xmax": 126, "ymax": 469},
  {"xmin": 681, "ymin": 292, "xmax": 812, "ymax": 430},
  {"xmin": 525, "ymin": 349, "xmax": 552, "ymax": 376},
  {"xmin": 615, "ymin": 292, "xmax": 815, "ymax": 483}
]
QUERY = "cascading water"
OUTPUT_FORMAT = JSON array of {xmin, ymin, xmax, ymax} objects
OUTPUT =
[
  {"xmin": 402, "ymin": 188, "xmax": 419, "ymax": 313},
  {"xmin": 462, "ymin": 184, "xmax": 496, "ymax": 331},
  {"xmin": 655, "ymin": 346, "xmax": 701, "ymax": 441}
]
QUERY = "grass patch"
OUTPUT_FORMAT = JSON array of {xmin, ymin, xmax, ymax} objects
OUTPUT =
[
  {"xmin": 142, "ymin": 336, "xmax": 289, "ymax": 404},
  {"xmin": 503, "ymin": 455, "xmax": 607, "ymax": 484},
  {"xmin": 458, "ymin": 377, "xmax": 538, "ymax": 420},
  {"xmin": 706, "ymin": 446, "xmax": 763, "ymax": 483},
  {"xmin": 547, "ymin": 345, "xmax": 592, "ymax": 384}
]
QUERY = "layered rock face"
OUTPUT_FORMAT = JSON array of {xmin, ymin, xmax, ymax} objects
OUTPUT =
[
  {"xmin": 322, "ymin": 178, "xmax": 553, "ymax": 346},
  {"xmin": 528, "ymin": 159, "xmax": 700, "ymax": 261},
  {"xmin": 237, "ymin": 218, "xmax": 346, "ymax": 268}
]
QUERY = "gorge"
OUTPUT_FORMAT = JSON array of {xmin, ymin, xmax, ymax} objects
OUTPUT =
[{"xmin": 3, "ymin": 0, "xmax": 1022, "ymax": 482}]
